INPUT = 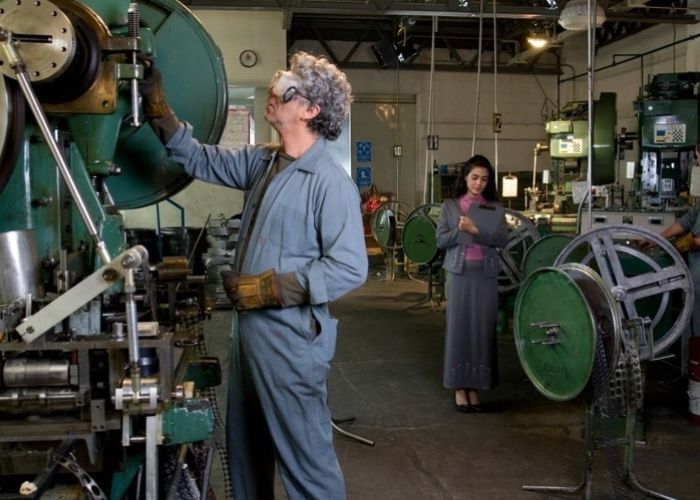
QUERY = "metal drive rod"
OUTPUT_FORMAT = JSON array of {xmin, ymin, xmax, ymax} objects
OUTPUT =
[{"xmin": 0, "ymin": 32, "xmax": 111, "ymax": 264}]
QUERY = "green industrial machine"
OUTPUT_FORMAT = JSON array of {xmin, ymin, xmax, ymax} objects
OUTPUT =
[
  {"xmin": 0, "ymin": 0, "xmax": 227, "ymax": 496},
  {"xmin": 635, "ymin": 72, "xmax": 700, "ymax": 208},
  {"xmin": 514, "ymin": 225, "xmax": 693, "ymax": 498},
  {"xmin": 541, "ymin": 92, "xmax": 617, "ymax": 213}
]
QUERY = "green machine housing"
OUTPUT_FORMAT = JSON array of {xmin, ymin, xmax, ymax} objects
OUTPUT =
[
  {"xmin": 545, "ymin": 92, "xmax": 617, "ymax": 188},
  {"xmin": 0, "ymin": 0, "xmax": 227, "ymax": 495},
  {"xmin": 635, "ymin": 72, "xmax": 700, "ymax": 206}
]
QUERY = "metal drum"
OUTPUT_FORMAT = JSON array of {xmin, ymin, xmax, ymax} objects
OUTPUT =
[
  {"xmin": 402, "ymin": 204, "xmax": 442, "ymax": 265},
  {"xmin": 521, "ymin": 233, "xmax": 575, "ymax": 278},
  {"xmin": 514, "ymin": 263, "xmax": 622, "ymax": 401},
  {"xmin": 0, "ymin": 230, "xmax": 43, "ymax": 304}
]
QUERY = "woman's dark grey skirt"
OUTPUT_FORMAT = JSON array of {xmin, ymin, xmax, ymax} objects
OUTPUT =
[{"xmin": 443, "ymin": 260, "xmax": 499, "ymax": 390}]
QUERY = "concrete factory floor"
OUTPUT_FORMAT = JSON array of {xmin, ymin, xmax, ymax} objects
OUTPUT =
[{"xmin": 203, "ymin": 261, "xmax": 700, "ymax": 500}]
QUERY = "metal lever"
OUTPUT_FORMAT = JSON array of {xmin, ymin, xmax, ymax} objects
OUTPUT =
[{"xmin": 530, "ymin": 321, "xmax": 561, "ymax": 346}]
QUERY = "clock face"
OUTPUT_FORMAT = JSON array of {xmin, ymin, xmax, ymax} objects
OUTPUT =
[{"xmin": 239, "ymin": 49, "xmax": 257, "ymax": 68}]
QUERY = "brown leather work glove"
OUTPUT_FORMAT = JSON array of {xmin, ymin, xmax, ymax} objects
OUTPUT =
[
  {"xmin": 220, "ymin": 269, "xmax": 282, "ymax": 311},
  {"xmin": 140, "ymin": 61, "xmax": 173, "ymax": 119}
]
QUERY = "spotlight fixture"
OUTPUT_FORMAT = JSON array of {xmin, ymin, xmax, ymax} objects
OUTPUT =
[
  {"xmin": 526, "ymin": 21, "xmax": 550, "ymax": 49},
  {"xmin": 558, "ymin": 0, "xmax": 606, "ymax": 31}
]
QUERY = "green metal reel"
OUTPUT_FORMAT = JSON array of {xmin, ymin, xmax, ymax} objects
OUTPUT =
[
  {"xmin": 514, "ymin": 263, "xmax": 622, "ymax": 401},
  {"xmin": 554, "ymin": 224, "xmax": 693, "ymax": 361},
  {"xmin": 401, "ymin": 203, "xmax": 442, "ymax": 265},
  {"xmin": 370, "ymin": 200, "xmax": 413, "ymax": 249},
  {"xmin": 521, "ymin": 233, "xmax": 575, "ymax": 278}
]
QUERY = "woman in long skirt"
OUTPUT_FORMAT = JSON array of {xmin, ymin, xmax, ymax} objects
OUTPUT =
[{"xmin": 436, "ymin": 155, "xmax": 508, "ymax": 412}]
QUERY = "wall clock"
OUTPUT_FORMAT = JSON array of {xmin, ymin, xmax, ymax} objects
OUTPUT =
[{"xmin": 239, "ymin": 49, "xmax": 258, "ymax": 68}]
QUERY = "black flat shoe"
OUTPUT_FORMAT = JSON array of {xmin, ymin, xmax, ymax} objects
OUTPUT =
[
  {"xmin": 455, "ymin": 403, "xmax": 473, "ymax": 414},
  {"xmin": 470, "ymin": 403, "xmax": 485, "ymax": 413}
]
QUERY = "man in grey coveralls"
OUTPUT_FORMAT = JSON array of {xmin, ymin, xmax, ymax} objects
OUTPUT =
[{"xmin": 141, "ymin": 51, "xmax": 368, "ymax": 499}]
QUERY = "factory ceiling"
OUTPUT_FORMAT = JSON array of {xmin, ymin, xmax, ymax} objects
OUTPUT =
[{"xmin": 185, "ymin": 0, "xmax": 697, "ymax": 74}]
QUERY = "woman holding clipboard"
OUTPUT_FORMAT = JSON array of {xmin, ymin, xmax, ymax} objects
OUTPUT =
[{"xmin": 436, "ymin": 155, "xmax": 508, "ymax": 413}]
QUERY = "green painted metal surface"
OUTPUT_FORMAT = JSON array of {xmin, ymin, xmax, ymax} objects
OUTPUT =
[
  {"xmin": 184, "ymin": 357, "xmax": 222, "ymax": 391},
  {"xmin": 162, "ymin": 400, "xmax": 214, "ymax": 445},
  {"xmin": 514, "ymin": 267, "xmax": 596, "ymax": 401},
  {"xmin": 402, "ymin": 204, "xmax": 441, "ymax": 264},
  {"xmin": 521, "ymin": 234, "xmax": 574, "ymax": 278},
  {"xmin": 592, "ymin": 92, "xmax": 616, "ymax": 184},
  {"xmin": 105, "ymin": 0, "xmax": 228, "ymax": 209}
]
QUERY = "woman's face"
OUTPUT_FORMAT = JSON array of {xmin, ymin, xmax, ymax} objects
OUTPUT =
[{"xmin": 465, "ymin": 166, "xmax": 489, "ymax": 196}]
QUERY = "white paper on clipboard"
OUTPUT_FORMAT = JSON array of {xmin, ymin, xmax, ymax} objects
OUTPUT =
[{"xmin": 467, "ymin": 203, "xmax": 504, "ymax": 232}]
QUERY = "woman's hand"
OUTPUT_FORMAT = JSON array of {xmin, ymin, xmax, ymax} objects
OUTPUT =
[{"xmin": 459, "ymin": 215, "xmax": 479, "ymax": 235}]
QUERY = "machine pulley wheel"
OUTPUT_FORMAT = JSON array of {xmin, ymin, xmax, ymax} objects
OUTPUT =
[
  {"xmin": 0, "ymin": 76, "xmax": 25, "ymax": 195},
  {"xmin": 0, "ymin": 0, "xmax": 76, "ymax": 82},
  {"xmin": 498, "ymin": 209, "xmax": 540, "ymax": 293},
  {"xmin": 554, "ymin": 224, "xmax": 693, "ymax": 360},
  {"xmin": 514, "ymin": 263, "xmax": 622, "ymax": 401},
  {"xmin": 401, "ymin": 204, "xmax": 442, "ymax": 265},
  {"xmin": 107, "ymin": 0, "xmax": 228, "ymax": 209},
  {"xmin": 370, "ymin": 200, "xmax": 413, "ymax": 250},
  {"xmin": 521, "ymin": 233, "xmax": 576, "ymax": 278}
]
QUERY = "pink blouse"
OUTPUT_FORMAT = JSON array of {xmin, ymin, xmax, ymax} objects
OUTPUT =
[{"xmin": 459, "ymin": 194, "xmax": 485, "ymax": 261}]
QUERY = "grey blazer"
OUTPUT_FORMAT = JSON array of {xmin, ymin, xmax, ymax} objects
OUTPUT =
[{"xmin": 436, "ymin": 197, "xmax": 509, "ymax": 278}]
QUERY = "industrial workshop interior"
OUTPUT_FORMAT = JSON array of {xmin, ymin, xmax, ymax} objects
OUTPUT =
[{"xmin": 3, "ymin": 0, "xmax": 700, "ymax": 498}]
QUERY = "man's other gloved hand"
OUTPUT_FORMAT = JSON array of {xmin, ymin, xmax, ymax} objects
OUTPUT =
[
  {"xmin": 140, "ymin": 60, "xmax": 174, "ymax": 119},
  {"xmin": 220, "ymin": 269, "xmax": 282, "ymax": 311}
]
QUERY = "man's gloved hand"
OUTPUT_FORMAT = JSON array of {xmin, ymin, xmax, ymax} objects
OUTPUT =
[
  {"xmin": 220, "ymin": 269, "xmax": 283, "ymax": 311},
  {"xmin": 140, "ymin": 59, "xmax": 174, "ymax": 119}
]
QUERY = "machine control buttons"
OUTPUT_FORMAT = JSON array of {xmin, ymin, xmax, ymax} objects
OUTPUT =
[{"xmin": 239, "ymin": 49, "xmax": 258, "ymax": 67}]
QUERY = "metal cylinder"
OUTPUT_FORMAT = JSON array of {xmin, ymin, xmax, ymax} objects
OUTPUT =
[
  {"xmin": 0, "ymin": 230, "xmax": 43, "ymax": 304},
  {"xmin": 0, "ymin": 388, "xmax": 79, "ymax": 414},
  {"xmin": 2, "ymin": 358, "xmax": 71, "ymax": 387}
]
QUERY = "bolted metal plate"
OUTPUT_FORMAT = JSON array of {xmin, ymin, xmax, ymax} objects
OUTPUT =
[
  {"xmin": 522, "ymin": 233, "xmax": 575, "ymax": 278},
  {"xmin": 402, "ymin": 204, "xmax": 441, "ymax": 264},
  {"xmin": 514, "ymin": 266, "xmax": 597, "ymax": 401},
  {"xmin": 0, "ymin": 0, "xmax": 76, "ymax": 82}
]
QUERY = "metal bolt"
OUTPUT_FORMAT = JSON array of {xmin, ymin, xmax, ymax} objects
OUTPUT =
[{"xmin": 102, "ymin": 268, "xmax": 119, "ymax": 282}]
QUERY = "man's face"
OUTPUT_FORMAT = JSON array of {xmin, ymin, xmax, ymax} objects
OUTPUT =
[{"xmin": 265, "ymin": 70, "xmax": 311, "ymax": 131}]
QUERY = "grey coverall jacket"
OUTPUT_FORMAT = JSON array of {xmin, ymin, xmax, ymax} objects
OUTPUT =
[{"xmin": 166, "ymin": 123, "xmax": 368, "ymax": 500}]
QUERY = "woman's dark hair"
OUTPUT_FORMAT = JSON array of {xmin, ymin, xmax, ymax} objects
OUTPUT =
[{"xmin": 451, "ymin": 154, "xmax": 499, "ymax": 202}]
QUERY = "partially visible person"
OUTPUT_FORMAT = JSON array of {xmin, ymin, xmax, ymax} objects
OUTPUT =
[
  {"xmin": 141, "ymin": 51, "xmax": 368, "ymax": 499},
  {"xmin": 436, "ymin": 155, "xmax": 508, "ymax": 413},
  {"xmin": 651, "ymin": 200, "xmax": 700, "ymax": 336}
]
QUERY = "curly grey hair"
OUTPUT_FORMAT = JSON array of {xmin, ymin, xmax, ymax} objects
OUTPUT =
[{"xmin": 289, "ymin": 51, "xmax": 352, "ymax": 140}]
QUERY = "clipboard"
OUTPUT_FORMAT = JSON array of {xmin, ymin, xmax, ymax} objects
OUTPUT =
[{"xmin": 467, "ymin": 203, "xmax": 504, "ymax": 233}]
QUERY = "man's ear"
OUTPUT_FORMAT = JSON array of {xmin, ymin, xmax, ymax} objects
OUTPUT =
[{"xmin": 302, "ymin": 102, "xmax": 321, "ymax": 121}]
